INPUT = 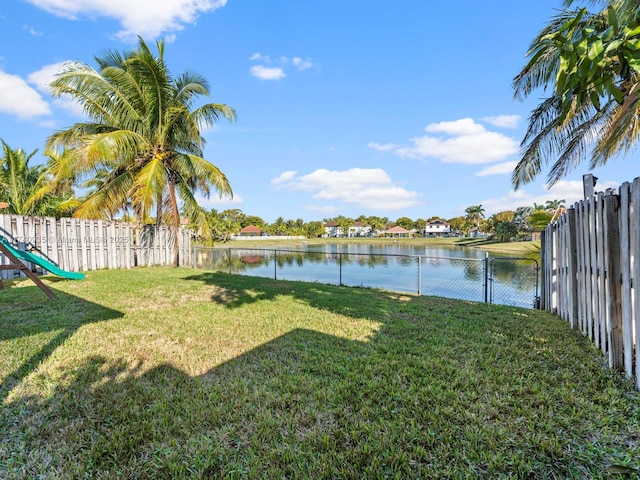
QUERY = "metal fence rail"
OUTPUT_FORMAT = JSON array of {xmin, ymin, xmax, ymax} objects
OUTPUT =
[{"xmin": 193, "ymin": 247, "xmax": 539, "ymax": 309}]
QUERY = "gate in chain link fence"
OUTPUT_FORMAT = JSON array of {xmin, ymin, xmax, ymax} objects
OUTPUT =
[
  {"xmin": 488, "ymin": 257, "xmax": 540, "ymax": 308},
  {"xmin": 192, "ymin": 247, "xmax": 540, "ymax": 309}
]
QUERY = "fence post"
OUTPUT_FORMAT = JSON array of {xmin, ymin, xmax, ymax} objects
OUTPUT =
[
  {"xmin": 604, "ymin": 191, "xmax": 623, "ymax": 371},
  {"xmin": 567, "ymin": 208, "xmax": 579, "ymax": 329},
  {"xmin": 274, "ymin": 249, "xmax": 277, "ymax": 280},
  {"xmin": 228, "ymin": 248, "xmax": 232, "ymax": 275},
  {"xmin": 418, "ymin": 256, "xmax": 422, "ymax": 296},
  {"xmin": 339, "ymin": 253, "xmax": 343, "ymax": 286},
  {"xmin": 540, "ymin": 230, "xmax": 549, "ymax": 310},
  {"xmin": 483, "ymin": 252, "xmax": 489, "ymax": 303}
]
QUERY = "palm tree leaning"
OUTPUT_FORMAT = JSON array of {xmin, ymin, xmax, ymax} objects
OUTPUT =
[
  {"xmin": 512, "ymin": 0, "xmax": 640, "ymax": 189},
  {"xmin": 47, "ymin": 37, "xmax": 235, "ymax": 266}
]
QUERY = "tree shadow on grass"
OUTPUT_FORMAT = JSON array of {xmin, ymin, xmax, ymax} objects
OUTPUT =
[
  {"xmin": 182, "ymin": 270, "xmax": 411, "ymax": 320},
  {"xmin": 0, "ymin": 284, "xmax": 123, "ymax": 402}
]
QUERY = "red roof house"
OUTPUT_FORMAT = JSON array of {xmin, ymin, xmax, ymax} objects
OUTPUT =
[
  {"xmin": 383, "ymin": 226, "xmax": 411, "ymax": 237},
  {"xmin": 240, "ymin": 225, "xmax": 262, "ymax": 236}
]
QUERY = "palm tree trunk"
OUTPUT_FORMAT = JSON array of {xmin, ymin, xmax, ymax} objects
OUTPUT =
[{"xmin": 168, "ymin": 181, "xmax": 181, "ymax": 267}]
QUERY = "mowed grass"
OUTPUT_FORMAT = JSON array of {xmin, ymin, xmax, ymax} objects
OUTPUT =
[{"xmin": 1, "ymin": 268, "xmax": 638, "ymax": 479}]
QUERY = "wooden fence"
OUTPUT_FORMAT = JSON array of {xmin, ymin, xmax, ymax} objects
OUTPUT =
[
  {"xmin": 541, "ymin": 177, "xmax": 639, "ymax": 389},
  {"xmin": 0, "ymin": 214, "xmax": 192, "ymax": 279}
]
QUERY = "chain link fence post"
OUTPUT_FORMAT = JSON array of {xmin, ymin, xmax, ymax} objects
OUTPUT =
[
  {"xmin": 418, "ymin": 256, "xmax": 422, "ymax": 295},
  {"xmin": 483, "ymin": 252, "xmax": 489, "ymax": 303}
]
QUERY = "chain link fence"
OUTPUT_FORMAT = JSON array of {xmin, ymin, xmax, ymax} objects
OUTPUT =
[
  {"xmin": 193, "ymin": 247, "xmax": 539, "ymax": 309},
  {"xmin": 489, "ymin": 257, "xmax": 540, "ymax": 308}
]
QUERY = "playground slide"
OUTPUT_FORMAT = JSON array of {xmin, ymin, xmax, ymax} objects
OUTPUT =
[{"xmin": 0, "ymin": 235, "xmax": 85, "ymax": 280}]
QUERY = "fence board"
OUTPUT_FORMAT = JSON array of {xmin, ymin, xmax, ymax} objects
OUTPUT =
[
  {"xmin": 595, "ymin": 193, "xmax": 607, "ymax": 350},
  {"xmin": 620, "ymin": 183, "xmax": 633, "ymax": 377},
  {"xmin": 0, "ymin": 214, "xmax": 192, "ymax": 279},
  {"xmin": 633, "ymin": 177, "xmax": 640, "ymax": 390},
  {"xmin": 603, "ymin": 191, "xmax": 623, "ymax": 370}
]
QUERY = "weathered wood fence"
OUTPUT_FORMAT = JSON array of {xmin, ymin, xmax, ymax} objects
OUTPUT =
[
  {"xmin": 541, "ymin": 177, "xmax": 639, "ymax": 389},
  {"xmin": 0, "ymin": 214, "xmax": 192, "ymax": 279}
]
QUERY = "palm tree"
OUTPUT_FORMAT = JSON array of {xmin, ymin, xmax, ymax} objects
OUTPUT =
[
  {"xmin": 46, "ymin": 37, "xmax": 236, "ymax": 265},
  {"xmin": 271, "ymin": 216, "xmax": 287, "ymax": 236},
  {"xmin": 0, "ymin": 141, "xmax": 78, "ymax": 217},
  {"xmin": 0, "ymin": 141, "xmax": 42, "ymax": 215},
  {"xmin": 513, "ymin": 0, "xmax": 640, "ymax": 188},
  {"xmin": 545, "ymin": 199, "xmax": 565, "ymax": 212},
  {"xmin": 464, "ymin": 205, "xmax": 485, "ymax": 229}
]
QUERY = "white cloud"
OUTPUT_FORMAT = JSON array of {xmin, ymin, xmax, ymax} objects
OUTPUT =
[
  {"xmin": 425, "ymin": 118, "xmax": 486, "ymax": 136},
  {"xmin": 475, "ymin": 161, "xmax": 518, "ymax": 177},
  {"xmin": 27, "ymin": 62, "xmax": 67, "ymax": 93},
  {"xmin": 272, "ymin": 167, "xmax": 422, "ymax": 210},
  {"xmin": 386, "ymin": 118, "xmax": 518, "ymax": 164},
  {"xmin": 271, "ymin": 170, "xmax": 297, "ymax": 185},
  {"xmin": 22, "ymin": 25, "xmax": 43, "ymax": 36},
  {"xmin": 482, "ymin": 115, "xmax": 521, "ymax": 129},
  {"xmin": 0, "ymin": 70, "xmax": 51, "ymax": 119},
  {"xmin": 292, "ymin": 57, "xmax": 313, "ymax": 70},
  {"xmin": 477, "ymin": 178, "xmax": 620, "ymax": 215},
  {"xmin": 28, "ymin": 62, "xmax": 85, "ymax": 117},
  {"xmin": 249, "ymin": 52, "xmax": 269, "ymax": 62},
  {"xmin": 249, "ymin": 53, "xmax": 313, "ymax": 80},
  {"xmin": 195, "ymin": 192, "xmax": 243, "ymax": 209},
  {"xmin": 250, "ymin": 65, "xmax": 286, "ymax": 80},
  {"xmin": 368, "ymin": 142, "xmax": 401, "ymax": 152},
  {"xmin": 26, "ymin": 0, "xmax": 227, "ymax": 40}
]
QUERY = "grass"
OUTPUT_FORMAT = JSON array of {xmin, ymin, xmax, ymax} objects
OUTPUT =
[{"xmin": 1, "ymin": 268, "xmax": 638, "ymax": 479}]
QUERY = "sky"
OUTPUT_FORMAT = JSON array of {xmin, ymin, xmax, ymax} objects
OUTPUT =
[{"xmin": 0, "ymin": 0, "xmax": 636, "ymax": 224}]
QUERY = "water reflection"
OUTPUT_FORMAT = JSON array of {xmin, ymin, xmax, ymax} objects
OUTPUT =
[{"xmin": 194, "ymin": 244, "xmax": 538, "ymax": 308}]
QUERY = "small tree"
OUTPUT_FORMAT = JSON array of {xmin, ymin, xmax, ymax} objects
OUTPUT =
[
  {"xmin": 513, "ymin": 206, "xmax": 534, "ymax": 240},
  {"xmin": 495, "ymin": 221, "xmax": 518, "ymax": 242}
]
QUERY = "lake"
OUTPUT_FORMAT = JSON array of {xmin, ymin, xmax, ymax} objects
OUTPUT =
[{"xmin": 194, "ymin": 242, "xmax": 539, "ymax": 308}]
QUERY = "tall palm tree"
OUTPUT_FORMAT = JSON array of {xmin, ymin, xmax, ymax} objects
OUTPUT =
[
  {"xmin": 465, "ymin": 205, "xmax": 485, "ymax": 229},
  {"xmin": 512, "ymin": 0, "xmax": 640, "ymax": 188},
  {"xmin": 46, "ymin": 37, "xmax": 236, "ymax": 265}
]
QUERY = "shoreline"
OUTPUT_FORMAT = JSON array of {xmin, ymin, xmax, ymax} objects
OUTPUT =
[{"xmin": 209, "ymin": 237, "xmax": 541, "ymax": 257}]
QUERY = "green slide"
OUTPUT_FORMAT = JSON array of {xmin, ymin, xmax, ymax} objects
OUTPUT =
[{"xmin": 0, "ymin": 235, "xmax": 85, "ymax": 280}]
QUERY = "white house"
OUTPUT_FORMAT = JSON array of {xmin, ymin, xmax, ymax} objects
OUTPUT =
[
  {"xmin": 348, "ymin": 221, "xmax": 372, "ymax": 237},
  {"xmin": 424, "ymin": 220, "xmax": 451, "ymax": 237},
  {"xmin": 323, "ymin": 221, "xmax": 342, "ymax": 237}
]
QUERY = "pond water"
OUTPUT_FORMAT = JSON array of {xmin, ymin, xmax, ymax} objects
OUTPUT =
[{"xmin": 194, "ymin": 243, "xmax": 539, "ymax": 309}]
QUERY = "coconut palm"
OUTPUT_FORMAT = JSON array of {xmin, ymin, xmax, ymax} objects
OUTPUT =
[
  {"xmin": 545, "ymin": 199, "xmax": 566, "ymax": 213},
  {"xmin": 271, "ymin": 216, "xmax": 287, "ymax": 235},
  {"xmin": 464, "ymin": 205, "xmax": 485, "ymax": 229},
  {"xmin": 0, "ymin": 141, "xmax": 78, "ymax": 217},
  {"xmin": 0, "ymin": 141, "xmax": 42, "ymax": 215},
  {"xmin": 46, "ymin": 37, "xmax": 236, "ymax": 265},
  {"xmin": 512, "ymin": 0, "xmax": 640, "ymax": 188}
]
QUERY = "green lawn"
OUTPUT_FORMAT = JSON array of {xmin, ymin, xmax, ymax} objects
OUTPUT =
[{"xmin": 1, "ymin": 268, "xmax": 638, "ymax": 479}]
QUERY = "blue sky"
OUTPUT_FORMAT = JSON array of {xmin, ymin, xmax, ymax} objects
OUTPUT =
[{"xmin": 0, "ymin": 0, "xmax": 635, "ymax": 223}]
